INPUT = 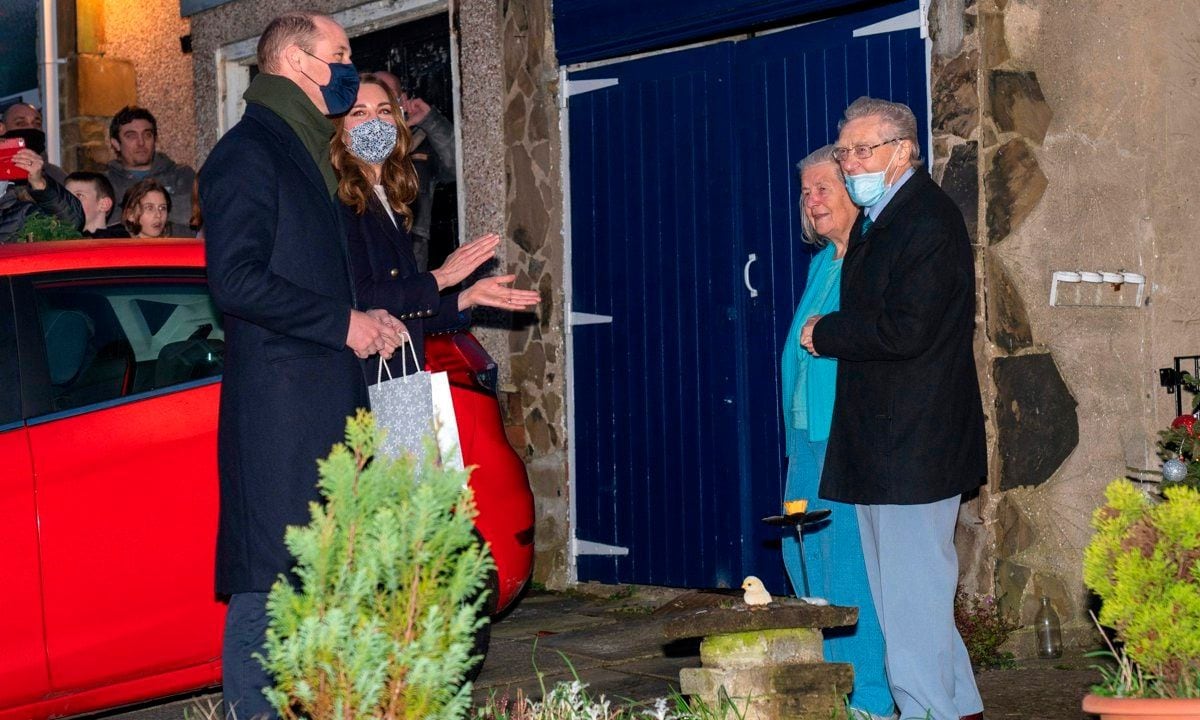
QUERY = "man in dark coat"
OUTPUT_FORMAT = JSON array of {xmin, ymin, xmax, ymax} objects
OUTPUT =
[
  {"xmin": 198, "ymin": 11, "xmax": 403, "ymax": 718},
  {"xmin": 801, "ymin": 97, "xmax": 986, "ymax": 720}
]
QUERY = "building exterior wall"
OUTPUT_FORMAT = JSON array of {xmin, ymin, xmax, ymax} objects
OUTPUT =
[
  {"xmin": 64, "ymin": 0, "xmax": 196, "ymax": 172},
  {"xmin": 928, "ymin": 0, "xmax": 1200, "ymax": 654}
]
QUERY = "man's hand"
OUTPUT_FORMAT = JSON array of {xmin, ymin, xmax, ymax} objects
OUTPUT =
[
  {"xmin": 399, "ymin": 96, "xmax": 431, "ymax": 126},
  {"xmin": 430, "ymin": 233, "xmax": 500, "ymax": 290},
  {"xmin": 800, "ymin": 314, "xmax": 823, "ymax": 356},
  {"xmin": 13, "ymin": 149, "xmax": 46, "ymax": 190},
  {"xmin": 346, "ymin": 309, "xmax": 405, "ymax": 359}
]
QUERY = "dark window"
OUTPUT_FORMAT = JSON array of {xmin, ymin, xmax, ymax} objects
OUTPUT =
[
  {"xmin": 0, "ymin": 279, "xmax": 20, "ymax": 426},
  {"xmin": 34, "ymin": 277, "xmax": 224, "ymax": 412}
]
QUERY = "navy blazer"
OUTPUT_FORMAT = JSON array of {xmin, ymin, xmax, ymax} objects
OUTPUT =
[
  {"xmin": 342, "ymin": 195, "xmax": 466, "ymax": 380},
  {"xmin": 200, "ymin": 102, "xmax": 369, "ymax": 595},
  {"xmin": 812, "ymin": 170, "xmax": 986, "ymax": 505}
]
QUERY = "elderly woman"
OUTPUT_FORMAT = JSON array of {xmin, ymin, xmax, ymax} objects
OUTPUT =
[
  {"xmin": 332, "ymin": 74, "xmax": 539, "ymax": 373},
  {"xmin": 780, "ymin": 145, "xmax": 894, "ymax": 719}
]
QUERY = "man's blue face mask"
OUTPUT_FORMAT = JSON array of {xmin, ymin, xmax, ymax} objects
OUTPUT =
[{"xmin": 301, "ymin": 49, "xmax": 360, "ymax": 116}]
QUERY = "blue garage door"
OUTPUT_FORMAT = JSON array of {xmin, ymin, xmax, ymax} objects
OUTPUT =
[{"xmin": 568, "ymin": 0, "xmax": 928, "ymax": 590}]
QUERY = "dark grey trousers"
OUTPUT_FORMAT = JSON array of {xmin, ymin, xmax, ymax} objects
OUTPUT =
[{"xmin": 222, "ymin": 592, "xmax": 276, "ymax": 720}]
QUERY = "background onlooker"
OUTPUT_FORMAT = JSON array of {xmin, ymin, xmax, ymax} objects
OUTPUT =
[
  {"xmin": 374, "ymin": 70, "xmax": 455, "ymax": 271},
  {"xmin": 64, "ymin": 171, "xmax": 130, "ymax": 238},
  {"xmin": 1, "ymin": 116, "xmax": 83, "ymax": 243},
  {"xmin": 121, "ymin": 178, "xmax": 171, "ymax": 239},
  {"xmin": 2, "ymin": 102, "xmax": 67, "ymax": 185},
  {"xmin": 106, "ymin": 106, "xmax": 195, "ymax": 235}
]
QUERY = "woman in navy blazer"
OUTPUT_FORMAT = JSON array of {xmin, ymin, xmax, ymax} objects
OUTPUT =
[{"xmin": 333, "ymin": 74, "xmax": 539, "ymax": 376}]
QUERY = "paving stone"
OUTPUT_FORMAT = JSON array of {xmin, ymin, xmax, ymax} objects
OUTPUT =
[
  {"xmin": 473, "ymin": 637, "xmax": 607, "ymax": 688},
  {"xmin": 535, "ymin": 616, "xmax": 671, "ymax": 661}
]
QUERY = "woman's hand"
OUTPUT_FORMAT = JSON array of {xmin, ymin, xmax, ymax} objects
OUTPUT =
[
  {"xmin": 430, "ymin": 233, "xmax": 500, "ymax": 290},
  {"xmin": 13, "ymin": 148, "xmax": 46, "ymax": 190},
  {"xmin": 459, "ymin": 274, "xmax": 541, "ymax": 312}
]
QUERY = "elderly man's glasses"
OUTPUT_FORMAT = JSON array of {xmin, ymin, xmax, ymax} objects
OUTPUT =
[{"xmin": 831, "ymin": 138, "xmax": 900, "ymax": 162}]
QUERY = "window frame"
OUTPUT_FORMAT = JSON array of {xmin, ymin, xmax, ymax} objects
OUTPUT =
[{"xmin": 14, "ymin": 268, "xmax": 222, "ymax": 423}]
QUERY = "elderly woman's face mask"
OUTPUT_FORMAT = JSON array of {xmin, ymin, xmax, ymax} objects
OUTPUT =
[{"xmin": 346, "ymin": 118, "xmax": 398, "ymax": 165}]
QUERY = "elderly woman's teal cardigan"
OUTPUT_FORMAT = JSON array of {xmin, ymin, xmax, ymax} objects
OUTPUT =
[{"xmin": 780, "ymin": 242, "xmax": 841, "ymax": 452}]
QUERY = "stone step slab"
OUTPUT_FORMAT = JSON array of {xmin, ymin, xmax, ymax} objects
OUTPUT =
[
  {"xmin": 700, "ymin": 627, "xmax": 824, "ymax": 668},
  {"xmin": 662, "ymin": 601, "xmax": 857, "ymax": 641}
]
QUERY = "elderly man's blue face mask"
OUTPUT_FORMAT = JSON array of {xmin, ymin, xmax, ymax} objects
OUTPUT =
[{"xmin": 844, "ymin": 143, "xmax": 901, "ymax": 208}]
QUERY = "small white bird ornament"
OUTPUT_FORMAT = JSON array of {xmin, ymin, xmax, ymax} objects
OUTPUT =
[{"xmin": 741, "ymin": 575, "xmax": 773, "ymax": 606}]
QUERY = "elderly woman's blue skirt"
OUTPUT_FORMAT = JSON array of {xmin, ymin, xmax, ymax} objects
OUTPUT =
[{"xmin": 782, "ymin": 431, "xmax": 894, "ymax": 717}]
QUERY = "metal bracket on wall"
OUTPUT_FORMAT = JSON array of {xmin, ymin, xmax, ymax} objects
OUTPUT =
[
  {"xmin": 560, "ymin": 77, "xmax": 619, "ymax": 108},
  {"xmin": 573, "ymin": 538, "xmax": 630, "ymax": 557}
]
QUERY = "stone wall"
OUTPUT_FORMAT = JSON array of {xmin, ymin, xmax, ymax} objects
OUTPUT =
[
  {"xmin": 62, "ymin": 0, "xmax": 196, "ymax": 172},
  {"xmin": 499, "ymin": 0, "xmax": 569, "ymax": 586},
  {"xmin": 937, "ymin": 0, "xmax": 1200, "ymax": 653}
]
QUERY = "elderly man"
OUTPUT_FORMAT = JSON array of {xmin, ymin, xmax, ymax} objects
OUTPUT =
[
  {"xmin": 199, "ymin": 11, "xmax": 404, "ymax": 717},
  {"xmin": 106, "ymin": 106, "xmax": 195, "ymax": 234},
  {"xmin": 801, "ymin": 97, "xmax": 986, "ymax": 720}
]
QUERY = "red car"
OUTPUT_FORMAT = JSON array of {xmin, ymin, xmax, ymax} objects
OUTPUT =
[{"xmin": 0, "ymin": 239, "xmax": 533, "ymax": 720}]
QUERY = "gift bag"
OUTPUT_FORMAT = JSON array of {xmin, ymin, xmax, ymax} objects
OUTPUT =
[{"xmin": 369, "ymin": 338, "xmax": 463, "ymax": 470}]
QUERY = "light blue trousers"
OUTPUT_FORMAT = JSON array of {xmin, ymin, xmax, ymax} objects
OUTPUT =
[
  {"xmin": 857, "ymin": 497, "xmax": 984, "ymax": 720},
  {"xmin": 782, "ymin": 433, "xmax": 894, "ymax": 717}
]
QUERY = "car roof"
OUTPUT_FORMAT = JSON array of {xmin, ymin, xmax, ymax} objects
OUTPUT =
[{"xmin": 0, "ymin": 238, "xmax": 206, "ymax": 276}]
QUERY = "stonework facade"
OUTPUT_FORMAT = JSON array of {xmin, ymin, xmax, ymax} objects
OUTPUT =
[{"xmin": 931, "ymin": 0, "xmax": 1200, "ymax": 654}]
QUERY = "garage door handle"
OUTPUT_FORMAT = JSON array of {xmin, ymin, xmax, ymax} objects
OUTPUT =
[{"xmin": 743, "ymin": 253, "xmax": 759, "ymax": 298}]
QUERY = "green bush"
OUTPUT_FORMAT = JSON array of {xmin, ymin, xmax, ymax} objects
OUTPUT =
[
  {"xmin": 15, "ymin": 212, "xmax": 82, "ymax": 242},
  {"xmin": 1083, "ymin": 479, "xmax": 1200, "ymax": 697},
  {"xmin": 262, "ymin": 410, "xmax": 494, "ymax": 719}
]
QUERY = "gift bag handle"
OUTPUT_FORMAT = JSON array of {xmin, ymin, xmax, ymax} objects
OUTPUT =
[{"xmin": 376, "ymin": 332, "xmax": 418, "ymax": 383}]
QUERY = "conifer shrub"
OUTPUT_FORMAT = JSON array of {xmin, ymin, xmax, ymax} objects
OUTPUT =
[
  {"xmin": 261, "ymin": 410, "xmax": 494, "ymax": 719},
  {"xmin": 1083, "ymin": 479, "xmax": 1200, "ymax": 697}
]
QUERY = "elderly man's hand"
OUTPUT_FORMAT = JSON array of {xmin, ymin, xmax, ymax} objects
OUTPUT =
[
  {"xmin": 800, "ymin": 314, "xmax": 823, "ymax": 356},
  {"xmin": 13, "ymin": 148, "xmax": 46, "ymax": 190}
]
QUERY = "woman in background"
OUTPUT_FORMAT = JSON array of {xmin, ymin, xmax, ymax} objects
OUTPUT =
[{"xmin": 780, "ymin": 145, "xmax": 894, "ymax": 720}]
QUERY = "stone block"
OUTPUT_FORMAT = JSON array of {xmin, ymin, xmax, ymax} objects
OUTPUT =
[
  {"xmin": 76, "ymin": 54, "xmax": 137, "ymax": 117},
  {"xmin": 941, "ymin": 141, "xmax": 979, "ymax": 243},
  {"xmin": 662, "ymin": 601, "xmax": 858, "ymax": 641},
  {"xmin": 699, "ymin": 628, "xmax": 824, "ymax": 669},
  {"xmin": 993, "ymin": 353, "xmax": 1078, "ymax": 490},
  {"xmin": 932, "ymin": 50, "xmax": 979, "ymax": 138},
  {"xmin": 996, "ymin": 557, "xmax": 1031, "ymax": 620},
  {"xmin": 985, "ymin": 138, "xmax": 1046, "ymax": 244},
  {"xmin": 985, "ymin": 251, "xmax": 1033, "ymax": 352},
  {"xmin": 990, "ymin": 70, "xmax": 1053, "ymax": 144},
  {"xmin": 981, "ymin": 12, "xmax": 1010, "ymax": 68},
  {"xmin": 995, "ymin": 494, "xmax": 1036, "ymax": 558},
  {"xmin": 680, "ymin": 663, "xmax": 852, "ymax": 700}
]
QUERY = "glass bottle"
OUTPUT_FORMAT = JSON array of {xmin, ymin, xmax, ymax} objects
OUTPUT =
[{"xmin": 1035, "ymin": 596, "xmax": 1063, "ymax": 659}]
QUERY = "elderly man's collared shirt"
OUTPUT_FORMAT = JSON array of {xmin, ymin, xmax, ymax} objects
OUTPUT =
[{"xmin": 865, "ymin": 166, "xmax": 915, "ymax": 222}]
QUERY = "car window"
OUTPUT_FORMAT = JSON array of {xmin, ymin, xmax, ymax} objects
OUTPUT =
[
  {"xmin": 0, "ymin": 279, "xmax": 19, "ymax": 427},
  {"xmin": 34, "ymin": 276, "xmax": 224, "ymax": 412}
]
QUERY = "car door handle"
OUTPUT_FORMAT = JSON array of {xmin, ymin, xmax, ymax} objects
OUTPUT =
[{"xmin": 743, "ymin": 253, "xmax": 759, "ymax": 298}]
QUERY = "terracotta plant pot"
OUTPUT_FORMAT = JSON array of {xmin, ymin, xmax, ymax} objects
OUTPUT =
[{"xmin": 1083, "ymin": 693, "xmax": 1200, "ymax": 719}]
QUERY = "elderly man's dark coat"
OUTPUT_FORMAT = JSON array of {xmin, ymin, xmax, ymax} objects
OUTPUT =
[
  {"xmin": 812, "ymin": 170, "xmax": 986, "ymax": 505},
  {"xmin": 200, "ymin": 103, "xmax": 367, "ymax": 596}
]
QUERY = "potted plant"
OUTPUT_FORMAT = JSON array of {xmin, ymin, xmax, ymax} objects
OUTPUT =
[{"xmin": 1081, "ymin": 478, "xmax": 1200, "ymax": 717}]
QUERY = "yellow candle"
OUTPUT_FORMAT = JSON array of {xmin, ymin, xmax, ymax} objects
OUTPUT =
[{"xmin": 784, "ymin": 499, "xmax": 808, "ymax": 516}]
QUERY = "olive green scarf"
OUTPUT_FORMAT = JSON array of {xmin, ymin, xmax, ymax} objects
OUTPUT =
[{"xmin": 243, "ymin": 73, "xmax": 338, "ymax": 197}]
